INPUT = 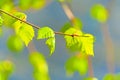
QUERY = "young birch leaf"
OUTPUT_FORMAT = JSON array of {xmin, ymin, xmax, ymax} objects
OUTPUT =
[
  {"xmin": 2, "ymin": 11, "xmax": 26, "ymax": 27},
  {"xmin": 64, "ymin": 28, "xmax": 83, "ymax": 51},
  {"xmin": 13, "ymin": 12, "xmax": 27, "ymax": 34},
  {"xmin": 37, "ymin": 27, "xmax": 55, "ymax": 39},
  {"xmin": 46, "ymin": 37, "xmax": 55, "ymax": 55},
  {"xmin": 81, "ymin": 34, "xmax": 95, "ymax": 56},
  {"xmin": 17, "ymin": 23, "xmax": 34, "ymax": 46}
]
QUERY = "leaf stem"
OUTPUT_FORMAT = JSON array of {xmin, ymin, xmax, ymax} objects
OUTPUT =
[{"xmin": 0, "ymin": 9, "xmax": 88, "ymax": 37}]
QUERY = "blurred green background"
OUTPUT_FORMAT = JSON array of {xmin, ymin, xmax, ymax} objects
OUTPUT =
[{"xmin": 0, "ymin": 0, "xmax": 120, "ymax": 80}]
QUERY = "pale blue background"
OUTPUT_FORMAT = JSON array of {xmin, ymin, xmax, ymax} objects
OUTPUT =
[{"xmin": 0, "ymin": 0, "xmax": 120, "ymax": 80}]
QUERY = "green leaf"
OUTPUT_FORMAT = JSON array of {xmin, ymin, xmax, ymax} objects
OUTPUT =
[
  {"xmin": 0, "ymin": 0, "xmax": 14, "ymax": 12},
  {"xmin": 64, "ymin": 28, "xmax": 83, "ymax": 51},
  {"xmin": 103, "ymin": 74, "xmax": 115, "ymax": 80},
  {"xmin": 29, "ymin": 52, "xmax": 50, "ymax": 80},
  {"xmin": 65, "ymin": 54, "xmax": 88, "ymax": 76},
  {"xmin": 60, "ymin": 18, "xmax": 82, "ymax": 33},
  {"xmin": 0, "ymin": 60, "xmax": 14, "ymax": 80},
  {"xmin": 1, "ymin": 60, "xmax": 14, "ymax": 74},
  {"xmin": 46, "ymin": 37, "xmax": 55, "ymax": 55},
  {"xmin": 16, "ymin": 23, "xmax": 34, "ymax": 46},
  {"xmin": 33, "ymin": 72, "xmax": 50, "ymax": 80},
  {"xmin": 14, "ymin": 12, "xmax": 27, "ymax": 20},
  {"xmin": 90, "ymin": 4, "xmax": 108, "ymax": 23},
  {"xmin": 37, "ymin": 27, "xmax": 55, "ymax": 55},
  {"xmin": 2, "ymin": 11, "xmax": 26, "ymax": 27},
  {"xmin": 37, "ymin": 27, "xmax": 55, "ymax": 39},
  {"xmin": 81, "ymin": 34, "xmax": 95, "ymax": 56},
  {"xmin": 31, "ymin": 0, "xmax": 46, "ymax": 9},
  {"xmin": 0, "ymin": 16, "xmax": 3, "ymax": 26},
  {"xmin": 60, "ymin": 22, "xmax": 72, "ymax": 33},
  {"xmin": 7, "ymin": 35, "xmax": 24, "ymax": 52},
  {"xmin": 19, "ymin": 0, "xmax": 32, "ymax": 10}
]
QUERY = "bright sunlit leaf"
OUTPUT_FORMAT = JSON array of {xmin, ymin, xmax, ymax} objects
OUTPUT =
[
  {"xmin": 37, "ymin": 27, "xmax": 55, "ymax": 39},
  {"xmin": 2, "ymin": 11, "xmax": 26, "ymax": 27},
  {"xmin": 7, "ymin": 35, "xmax": 24, "ymax": 52},
  {"xmin": 14, "ymin": 12, "xmax": 27, "ymax": 20},
  {"xmin": 81, "ymin": 34, "xmax": 95, "ymax": 56},
  {"xmin": 13, "ymin": 20, "xmax": 24, "ymax": 34},
  {"xmin": 64, "ymin": 28, "xmax": 83, "ymax": 51},
  {"xmin": 90, "ymin": 4, "xmax": 108, "ymax": 23},
  {"xmin": 29, "ymin": 52, "xmax": 50, "ymax": 80},
  {"xmin": 12, "ymin": 12, "xmax": 33, "ymax": 46},
  {"xmin": 16, "ymin": 23, "xmax": 34, "ymax": 46},
  {"xmin": 37, "ymin": 27, "xmax": 55, "ymax": 55},
  {"xmin": 46, "ymin": 37, "xmax": 55, "ymax": 55}
]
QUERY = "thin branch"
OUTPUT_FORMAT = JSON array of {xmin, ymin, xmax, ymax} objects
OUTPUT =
[
  {"xmin": 59, "ymin": 1, "xmax": 75, "ymax": 24},
  {"xmin": 0, "ymin": 9, "xmax": 88, "ymax": 37},
  {"xmin": 0, "ymin": 9, "xmax": 40, "ymax": 29}
]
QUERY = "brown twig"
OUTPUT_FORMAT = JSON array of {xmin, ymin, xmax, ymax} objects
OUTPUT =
[
  {"xmin": 0, "ymin": 9, "xmax": 40, "ymax": 29},
  {"xmin": 0, "ymin": 9, "xmax": 88, "ymax": 37}
]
